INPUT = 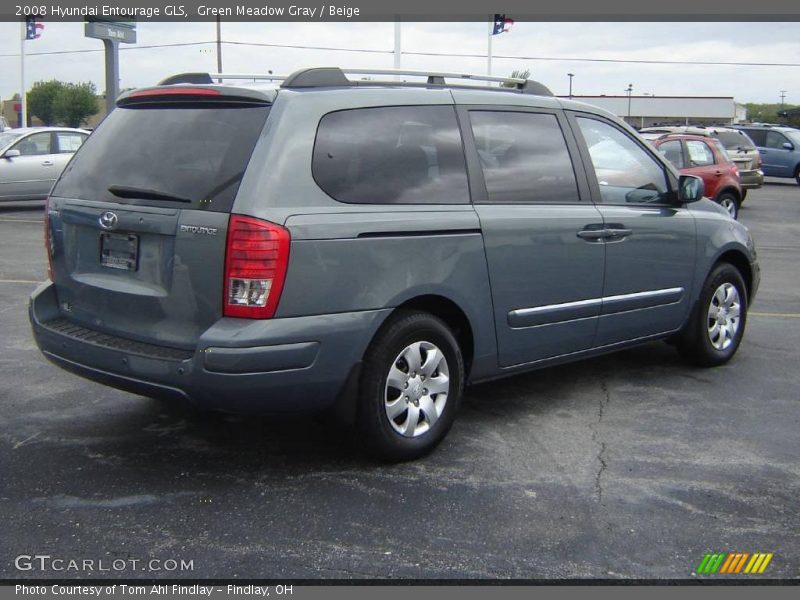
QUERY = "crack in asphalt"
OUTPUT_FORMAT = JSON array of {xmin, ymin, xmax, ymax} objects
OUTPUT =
[{"xmin": 591, "ymin": 379, "xmax": 610, "ymax": 504}]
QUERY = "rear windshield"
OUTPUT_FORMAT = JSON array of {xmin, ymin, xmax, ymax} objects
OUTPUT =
[
  {"xmin": 713, "ymin": 131, "xmax": 755, "ymax": 151},
  {"xmin": 52, "ymin": 103, "xmax": 270, "ymax": 212}
]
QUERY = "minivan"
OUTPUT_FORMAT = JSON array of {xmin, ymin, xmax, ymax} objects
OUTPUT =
[{"xmin": 30, "ymin": 68, "xmax": 759, "ymax": 460}]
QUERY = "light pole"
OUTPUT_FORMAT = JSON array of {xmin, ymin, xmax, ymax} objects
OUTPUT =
[
  {"xmin": 567, "ymin": 73, "xmax": 574, "ymax": 99},
  {"xmin": 625, "ymin": 83, "xmax": 633, "ymax": 123}
]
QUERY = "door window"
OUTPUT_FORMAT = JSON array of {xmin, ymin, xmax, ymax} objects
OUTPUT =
[
  {"xmin": 576, "ymin": 117, "xmax": 669, "ymax": 204},
  {"xmin": 13, "ymin": 132, "xmax": 52, "ymax": 156},
  {"xmin": 765, "ymin": 131, "xmax": 790, "ymax": 150},
  {"xmin": 56, "ymin": 132, "xmax": 87, "ymax": 153},
  {"xmin": 469, "ymin": 111, "xmax": 579, "ymax": 204},
  {"xmin": 657, "ymin": 139, "xmax": 685, "ymax": 169},
  {"xmin": 685, "ymin": 140, "xmax": 716, "ymax": 167}
]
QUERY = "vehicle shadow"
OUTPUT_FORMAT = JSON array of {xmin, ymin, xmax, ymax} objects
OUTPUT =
[{"xmin": 41, "ymin": 340, "xmax": 690, "ymax": 480}]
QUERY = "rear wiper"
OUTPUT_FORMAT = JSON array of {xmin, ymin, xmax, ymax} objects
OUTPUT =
[{"xmin": 108, "ymin": 184, "xmax": 191, "ymax": 203}]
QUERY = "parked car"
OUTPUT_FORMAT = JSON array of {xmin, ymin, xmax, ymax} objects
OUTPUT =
[
  {"xmin": 643, "ymin": 132, "xmax": 743, "ymax": 219},
  {"xmin": 0, "ymin": 116, "xmax": 10, "ymax": 132},
  {"xmin": 29, "ymin": 68, "xmax": 759, "ymax": 461},
  {"xmin": 0, "ymin": 127, "xmax": 89, "ymax": 202},
  {"xmin": 640, "ymin": 126, "xmax": 763, "ymax": 198},
  {"xmin": 731, "ymin": 124, "xmax": 800, "ymax": 185}
]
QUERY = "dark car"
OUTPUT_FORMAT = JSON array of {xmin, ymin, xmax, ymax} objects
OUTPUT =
[{"xmin": 29, "ymin": 67, "xmax": 759, "ymax": 460}]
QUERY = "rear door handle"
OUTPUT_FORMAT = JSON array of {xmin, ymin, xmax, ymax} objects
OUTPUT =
[
  {"xmin": 577, "ymin": 228, "xmax": 607, "ymax": 241},
  {"xmin": 41, "ymin": 160, "xmax": 54, "ymax": 166}
]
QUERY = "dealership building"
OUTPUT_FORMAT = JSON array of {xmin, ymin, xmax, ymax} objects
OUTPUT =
[{"xmin": 564, "ymin": 95, "xmax": 747, "ymax": 129}]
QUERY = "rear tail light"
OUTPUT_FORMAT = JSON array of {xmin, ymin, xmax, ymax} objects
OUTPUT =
[
  {"xmin": 44, "ymin": 196, "xmax": 54, "ymax": 281},
  {"xmin": 223, "ymin": 215, "xmax": 290, "ymax": 319},
  {"xmin": 756, "ymin": 155, "xmax": 763, "ymax": 168}
]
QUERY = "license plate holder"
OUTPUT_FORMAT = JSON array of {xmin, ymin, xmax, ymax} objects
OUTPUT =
[{"xmin": 100, "ymin": 232, "xmax": 139, "ymax": 271}]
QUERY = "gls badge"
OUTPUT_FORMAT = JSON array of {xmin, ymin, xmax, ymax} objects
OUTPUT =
[{"xmin": 180, "ymin": 225, "xmax": 218, "ymax": 236}]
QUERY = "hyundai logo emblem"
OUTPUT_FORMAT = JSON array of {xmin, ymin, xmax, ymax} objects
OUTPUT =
[{"xmin": 99, "ymin": 211, "xmax": 118, "ymax": 230}]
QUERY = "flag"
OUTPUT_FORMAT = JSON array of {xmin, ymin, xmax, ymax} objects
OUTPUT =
[
  {"xmin": 25, "ymin": 16, "xmax": 44, "ymax": 40},
  {"xmin": 492, "ymin": 14, "xmax": 514, "ymax": 35}
]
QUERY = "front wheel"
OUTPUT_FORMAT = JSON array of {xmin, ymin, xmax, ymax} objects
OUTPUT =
[
  {"xmin": 716, "ymin": 192, "xmax": 739, "ymax": 219},
  {"xmin": 678, "ymin": 263, "xmax": 748, "ymax": 367},
  {"xmin": 357, "ymin": 310, "xmax": 464, "ymax": 462}
]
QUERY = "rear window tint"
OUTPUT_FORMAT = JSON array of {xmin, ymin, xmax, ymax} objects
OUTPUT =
[
  {"xmin": 312, "ymin": 105, "xmax": 469, "ymax": 205},
  {"xmin": 713, "ymin": 131, "xmax": 754, "ymax": 150},
  {"xmin": 52, "ymin": 103, "xmax": 270, "ymax": 212}
]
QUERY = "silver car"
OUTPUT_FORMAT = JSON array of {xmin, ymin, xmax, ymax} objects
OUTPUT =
[{"xmin": 0, "ymin": 127, "xmax": 89, "ymax": 202}]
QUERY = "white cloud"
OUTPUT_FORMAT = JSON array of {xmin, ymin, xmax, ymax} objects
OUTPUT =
[{"xmin": 0, "ymin": 21, "xmax": 798, "ymax": 103}]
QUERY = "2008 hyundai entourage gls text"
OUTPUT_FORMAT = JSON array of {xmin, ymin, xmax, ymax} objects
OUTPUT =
[{"xmin": 29, "ymin": 67, "xmax": 760, "ymax": 461}]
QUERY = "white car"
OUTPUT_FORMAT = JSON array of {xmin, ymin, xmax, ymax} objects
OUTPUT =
[{"xmin": 0, "ymin": 127, "xmax": 89, "ymax": 202}]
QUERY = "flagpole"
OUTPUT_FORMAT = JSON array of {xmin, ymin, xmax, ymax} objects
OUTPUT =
[
  {"xmin": 20, "ymin": 20, "xmax": 26, "ymax": 127},
  {"xmin": 487, "ymin": 18, "xmax": 492, "ymax": 76}
]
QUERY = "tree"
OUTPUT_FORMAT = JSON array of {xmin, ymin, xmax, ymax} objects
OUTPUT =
[
  {"xmin": 743, "ymin": 102, "xmax": 800, "ymax": 126},
  {"xmin": 52, "ymin": 82, "xmax": 99, "ymax": 128},
  {"xmin": 27, "ymin": 80, "xmax": 64, "ymax": 126},
  {"xmin": 502, "ymin": 69, "xmax": 531, "ymax": 87}
]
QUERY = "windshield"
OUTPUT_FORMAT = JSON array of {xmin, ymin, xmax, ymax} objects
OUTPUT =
[
  {"xmin": 0, "ymin": 131, "xmax": 23, "ymax": 150},
  {"xmin": 52, "ymin": 102, "xmax": 270, "ymax": 212}
]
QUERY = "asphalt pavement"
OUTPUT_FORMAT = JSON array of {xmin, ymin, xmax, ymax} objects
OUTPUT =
[{"xmin": 1, "ymin": 183, "xmax": 798, "ymax": 580}]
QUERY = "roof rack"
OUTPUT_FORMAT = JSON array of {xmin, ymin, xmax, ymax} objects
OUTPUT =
[{"xmin": 158, "ymin": 67, "xmax": 553, "ymax": 96}]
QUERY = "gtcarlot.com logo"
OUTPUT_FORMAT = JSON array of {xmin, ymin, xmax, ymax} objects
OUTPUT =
[
  {"xmin": 695, "ymin": 552, "xmax": 773, "ymax": 575},
  {"xmin": 15, "ymin": 554, "xmax": 194, "ymax": 573}
]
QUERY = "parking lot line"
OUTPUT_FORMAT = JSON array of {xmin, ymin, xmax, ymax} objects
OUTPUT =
[
  {"xmin": 750, "ymin": 311, "xmax": 800, "ymax": 319},
  {"xmin": 0, "ymin": 279, "xmax": 42, "ymax": 284},
  {"xmin": 0, "ymin": 219, "xmax": 42, "ymax": 224}
]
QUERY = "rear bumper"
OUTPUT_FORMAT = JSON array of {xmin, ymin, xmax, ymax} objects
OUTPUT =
[
  {"xmin": 739, "ymin": 169, "xmax": 764, "ymax": 190},
  {"xmin": 30, "ymin": 281, "xmax": 390, "ymax": 413}
]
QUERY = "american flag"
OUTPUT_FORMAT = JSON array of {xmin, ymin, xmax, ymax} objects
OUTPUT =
[{"xmin": 25, "ymin": 16, "xmax": 44, "ymax": 40}]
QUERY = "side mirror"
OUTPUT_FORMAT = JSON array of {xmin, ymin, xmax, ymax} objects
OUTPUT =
[
  {"xmin": 3, "ymin": 149, "xmax": 20, "ymax": 159},
  {"xmin": 782, "ymin": 142, "xmax": 794, "ymax": 151},
  {"xmin": 678, "ymin": 174, "xmax": 704, "ymax": 203}
]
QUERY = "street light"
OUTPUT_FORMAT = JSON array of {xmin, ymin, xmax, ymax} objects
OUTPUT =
[
  {"xmin": 567, "ymin": 73, "xmax": 574, "ymax": 99},
  {"xmin": 625, "ymin": 83, "xmax": 633, "ymax": 123}
]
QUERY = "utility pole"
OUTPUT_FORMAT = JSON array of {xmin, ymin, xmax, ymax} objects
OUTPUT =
[
  {"xmin": 626, "ymin": 83, "xmax": 633, "ymax": 123},
  {"xmin": 216, "ymin": 16, "xmax": 222, "ymax": 82},
  {"xmin": 567, "ymin": 73, "xmax": 574, "ymax": 99},
  {"xmin": 780, "ymin": 90, "xmax": 787, "ymax": 107}
]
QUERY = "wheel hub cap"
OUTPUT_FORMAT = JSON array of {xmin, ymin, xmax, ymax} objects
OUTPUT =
[
  {"xmin": 384, "ymin": 341, "xmax": 450, "ymax": 438},
  {"xmin": 707, "ymin": 282, "xmax": 741, "ymax": 351}
]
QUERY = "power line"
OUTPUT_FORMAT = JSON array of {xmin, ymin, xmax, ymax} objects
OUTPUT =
[{"xmin": 2, "ymin": 39, "xmax": 800, "ymax": 69}]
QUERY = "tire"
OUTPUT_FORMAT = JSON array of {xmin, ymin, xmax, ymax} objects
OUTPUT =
[
  {"xmin": 357, "ymin": 310, "xmax": 464, "ymax": 462},
  {"xmin": 677, "ymin": 263, "xmax": 748, "ymax": 367},
  {"xmin": 741, "ymin": 189, "xmax": 747, "ymax": 202},
  {"xmin": 716, "ymin": 191, "xmax": 739, "ymax": 220},
  {"xmin": 795, "ymin": 165, "xmax": 800, "ymax": 186}
]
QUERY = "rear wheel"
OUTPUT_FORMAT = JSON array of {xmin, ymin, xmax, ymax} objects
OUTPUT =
[
  {"xmin": 357, "ymin": 310, "xmax": 464, "ymax": 461},
  {"xmin": 716, "ymin": 191, "xmax": 739, "ymax": 219},
  {"xmin": 678, "ymin": 263, "xmax": 747, "ymax": 367},
  {"xmin": 794, "ymin": 165, "xmax": 800, "ymax": 186}
]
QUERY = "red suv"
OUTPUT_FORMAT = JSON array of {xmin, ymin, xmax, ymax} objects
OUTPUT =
[{"xmin": 644, "ymin": 133, "xmax": 743, "ymax": 219}]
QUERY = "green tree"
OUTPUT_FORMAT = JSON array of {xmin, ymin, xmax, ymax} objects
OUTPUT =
[
  {"xmin": 502, "ymin": 69, "xmax": 531, "ymax": 87},
  {"xmin": 52, "ymin": 82, "xmax": 99, "ymax": 128},
  {"xmin": 27, "ymin": 80, "xmax": 64, "ymax": 126},
  {"xmin": 743, "ymin": 102, "xmax": 800, "ymax": 126}
]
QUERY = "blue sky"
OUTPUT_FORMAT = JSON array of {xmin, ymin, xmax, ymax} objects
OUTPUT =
[{"xmin": 1, "ymin": 21, "xmax": 798, "ymax": 103}]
